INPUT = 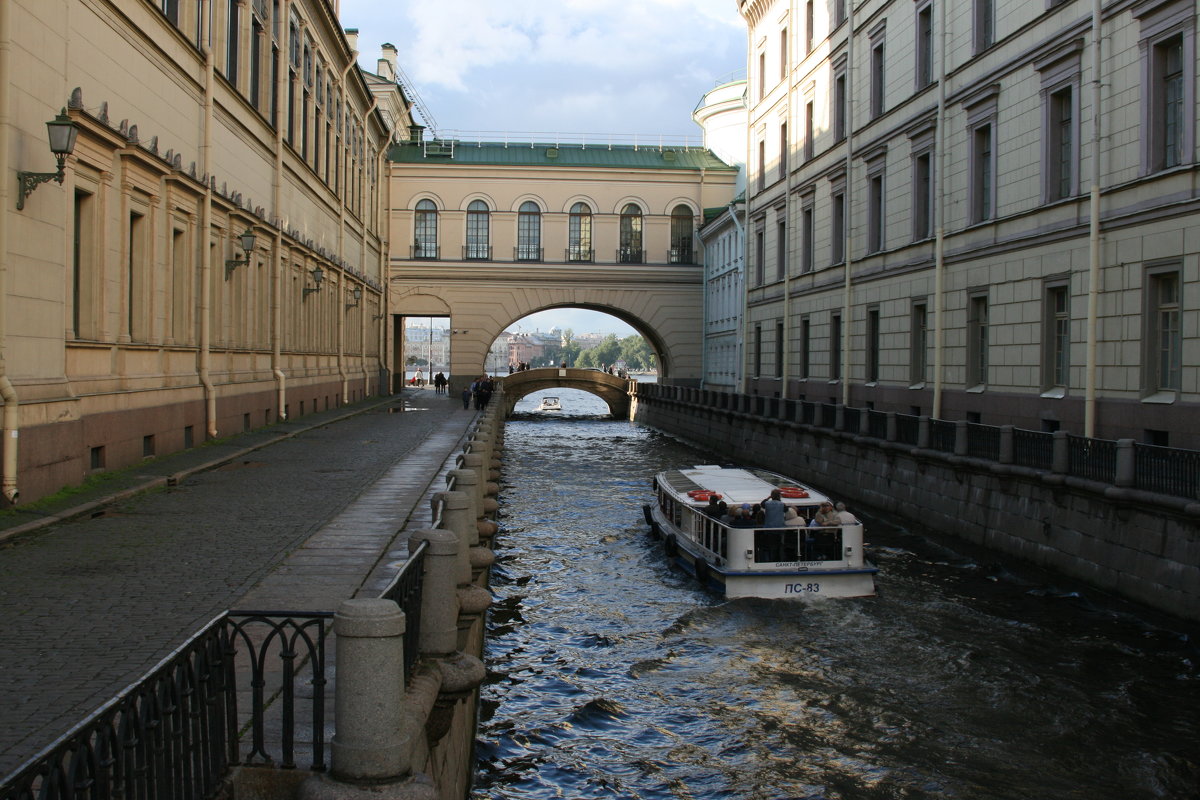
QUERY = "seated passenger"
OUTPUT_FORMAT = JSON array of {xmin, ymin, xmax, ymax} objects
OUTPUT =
[
  {"xmin": 810, "ymin": 501, "xmax": 839, "ymax": 528},
  {"xmin": 704, "ymin": 495, "xmax": 723, "ymax": 517},
  {"xmin": 784, "ymin": 507, "xmax": 805, "ymax": 526},
  {"xmin": 835, "ymin": 502, "xmax": 859, "ymax": 524},
  {"xmin": 733, "ymin": 503, "xmax": 757, "ymax": 527}
]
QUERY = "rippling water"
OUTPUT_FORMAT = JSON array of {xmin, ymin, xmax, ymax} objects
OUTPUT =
[{"xmin": 473, "ymin": 389, "xmax": 1200, "ymax": 800}]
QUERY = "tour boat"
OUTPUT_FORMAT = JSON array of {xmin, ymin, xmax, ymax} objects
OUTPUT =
[
  {"xmin": 536, "ymin": 396, "xmax": 562, "ymax": 412},
  {"xmin": 643, "ymin": 465, "xmax": 877, "ymax": 599}
]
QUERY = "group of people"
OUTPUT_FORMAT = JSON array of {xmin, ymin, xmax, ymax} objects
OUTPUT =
[
  {"xmin": 408, "ymin": 369, "xmax": 449, "ymax": 394},
  {"xmin": 703, "ymin": 490, "xmax": 858, "ymax": 529},
  {"xmin": 463, "ymin": 375, "xmax": 495, "ymax": 410}
]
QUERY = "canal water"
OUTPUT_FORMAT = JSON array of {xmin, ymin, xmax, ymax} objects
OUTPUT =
[{"xmin": 473, "ymin": 389, "xmax": 1199, "ymax": 800}]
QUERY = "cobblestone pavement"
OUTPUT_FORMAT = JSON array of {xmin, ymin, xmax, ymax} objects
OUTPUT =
[{"xmin": 0, "ymin": 388, "xmax": 477, "ymax": 777}]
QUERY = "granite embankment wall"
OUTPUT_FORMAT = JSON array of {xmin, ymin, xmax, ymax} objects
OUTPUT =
[{"xmin": 631, "ymin": 392, "xmax": 1200, "ymax": 622}]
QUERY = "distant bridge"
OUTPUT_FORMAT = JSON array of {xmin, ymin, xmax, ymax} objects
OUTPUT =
[{"xmin": 500, "ymin": 368, "xmax": 635, "ymax": 418}]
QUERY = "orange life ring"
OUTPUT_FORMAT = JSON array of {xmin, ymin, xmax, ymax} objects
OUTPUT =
[
  {"xmin": 687, "ymin": 490, "xmax": 721, "ymax": 502},
  {"xmin": 779, "ymin": 487, "xmax": 809, "ymax": 499}
]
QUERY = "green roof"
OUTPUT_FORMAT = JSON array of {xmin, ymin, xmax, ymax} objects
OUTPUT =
[{"xmin": 388, "ymin": 140, "xmax": 737, "ymax": 171}]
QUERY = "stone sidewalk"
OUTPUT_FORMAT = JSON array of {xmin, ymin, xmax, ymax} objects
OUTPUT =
[{"xmin": 0, "ymin": 388, "xmax": 478, "ymax": 777}]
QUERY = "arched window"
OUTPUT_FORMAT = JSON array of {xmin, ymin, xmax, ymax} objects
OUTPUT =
[
  {"xmin": 618, "ymin": 203, "xmax": 643, "ymax": 263},
  {"xmin": 568, "ymin": 202, "xmax": 592, "ymax": 262},
  {"xmin": 414, "ymin": 199, "xmax": 438, "ymax": 259},
  {"xmin": 466, "ymin": 200, "xmax": 490, "ymax": 260},
  {"xmin": 670, "ymin": 205, "xmax": 695, "ymax": 264},
  {"xmin": 517, "ymin": 201, "xmax": 542, "ymax": 261}
]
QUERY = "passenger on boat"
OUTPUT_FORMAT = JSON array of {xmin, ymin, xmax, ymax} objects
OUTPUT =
[
  {"xmin": 784, "ymin": 507, "xmax": 805, "ymax": 526},
  {"xmin": 730, "ymin": 503, "xmax": 757, "ymax": 527},
  {"xmin": 761, "ymin": 489, "xmax": 787, "ymax": 527},
  {"xmin": 704, "ymin": 495, "xmax": 724, "ymax": 517},
  {"xmin": 835, "ymin": 502, "xmax": 859, "ymax": 525},
  {"xmin": 810, "ymin": 502, "xmax": 839, "ymax": 528}
]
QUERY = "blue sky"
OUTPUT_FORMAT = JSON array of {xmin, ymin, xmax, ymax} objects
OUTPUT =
[{"xmin": 338, "ymin": 0, "xmax": 746, "ymax": 140}]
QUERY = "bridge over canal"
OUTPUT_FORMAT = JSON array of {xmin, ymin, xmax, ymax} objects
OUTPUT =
[{"xmin": 500, "ymin": 367, "xmax": 635, "ymax": 418}]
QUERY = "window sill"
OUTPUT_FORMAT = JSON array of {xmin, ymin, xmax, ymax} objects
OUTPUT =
[
  {"xmin": 966, "ymin": 384, "xmax": 986, "ymax": 394},
  {"xmin": 1142, "ymin": 391, "xmax": 1177, "ymax": 405},
  {"xmin": 1040, "ymin": 387, "xmax": 1067, "ymax": 399},
  {"xmin": 908, "ymin": 382, "xmax": 926, "ymax": 390}
]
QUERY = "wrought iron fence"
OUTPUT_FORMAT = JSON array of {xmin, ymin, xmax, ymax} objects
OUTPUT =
[
  {"xmin": 1013, "ymin": 429, "xmax": 1055, "ymax": 471},
  {"xmin": 799, "ymin": 401, "xmax": 815, "ymax": 425},
  {"xmin": 865, "ymin": 410, "xmax": 888, "ymax": 439},
  {"xmin": 0, "ymin": 611, "xmax": 333, "ymax": 800},
  {"xmin": 1068, "ymin": 435, "xmax": 1117, "ymax": 484},
  {"xmin": 966, "ymin": 423, "xmax": 1001, "ymax": 461},
  {"xmin": 930, "ymin": 419, "xmax": 958, "ymax": 453},
  {"xmin": 842, "ymin": 407, "xmax": 861, "ymax": 434},
  {"xmin": 379, "ymin": 540, "xmax": 428, "ymax": 681},
  {"xmin": 895, "ymin": 413, "xmax": 920, "ymax": 446},
  {"xmin": 1134, "ymin": 443, "xmax": 1200, "ymax": 498}
]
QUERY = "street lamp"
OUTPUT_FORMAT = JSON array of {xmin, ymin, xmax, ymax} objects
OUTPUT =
[
  {"xmin": 17, "ymin": 109, "xmax": 79, "ymax": 210},
  {"xmin": 224, "ymin": 229, "xmax": 258, "ymax": 278},
  {"xmin": 303, "ymin": 266, "xmax": 325, "ymax": 299},
  {"xmin": 345, "ymin": 286, "xmax": 362, "ymax": 310}
]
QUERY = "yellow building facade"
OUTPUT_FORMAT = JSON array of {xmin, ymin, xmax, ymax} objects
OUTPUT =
[{"xmin": 1, "ymin": 0, "xmax": 404, "ymax": 504}]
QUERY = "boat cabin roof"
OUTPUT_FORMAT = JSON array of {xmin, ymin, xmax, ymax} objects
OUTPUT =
[{"xmin": 661, "ymin": 465, "xmax": 831, "ymax": 506}]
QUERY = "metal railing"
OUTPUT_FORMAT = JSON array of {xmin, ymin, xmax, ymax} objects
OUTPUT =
[
  {"xmin": 632, "ymin": 383, "xmax": 1200, "ymax": 501},
  {"xmin": 0, "ymin": 611, "xmax": 333, "ymax": 800},
  {"xmin": 378, "ymin": 540, "xmax": 428, "ymax": 681},
  {"xmin": 514, "ymin": 245, "xmax": 543, "ymax": 262},
  {"xmin": 668, "ymin": 247, "xmax": 695, "ymax": 265}
]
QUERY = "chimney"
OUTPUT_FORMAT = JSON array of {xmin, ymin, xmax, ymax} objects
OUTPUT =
[
  {"xmin": 378, "ymin": 43, "xmax": 398, "ymax": 81},
  {"xmin": 408, "ymin": 123, "xmax": 425, "ymax": 143},
  {"xmin": 344, "ymin": 28, "xmax": 359, "ymax": 55}
]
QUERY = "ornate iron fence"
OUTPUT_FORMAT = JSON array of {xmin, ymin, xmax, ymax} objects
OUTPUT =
[
  {"xmin": 966, "ymin": 423, "xmax": 1001, "ymax": 461},
  {"xmin": 1013, "ymin": 429, "xmax": 1055, "ymax": 471},
  {"xmin": 1135, "ymin": 443, "xmax": 1200, "ymax": 498},
  {"xmin": 894, "ymin": 413, "xmax": 920, "ymax": 446},
  {"xmin": 1068, "ymin": 435, "xmax": 1117, "ymax": 484}
]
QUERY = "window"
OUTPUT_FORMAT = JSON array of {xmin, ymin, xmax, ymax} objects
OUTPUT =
[
  {"xmin": 466, "ymin": 200, "xmax": 490, "ymax": 260},
  {"xmin": 801, "ymin": 203, "xmax": 814, "ymax": 273},
  {"xmin": 72, "ymin": 189, "xmax": 97, "ymax": 340},
  {"xmin": 776, "ymin": 219, "xmax": 787, "ymax": 280},
  {"xmin": 568, "ymin": 202, "xmax": 593, "ymax": 261},
  {"xmin": 755, "ymin": 228, "xmax": 765, "ymax": 285},
  {"xmin": 517, "ymin": 201, "xmax": 542, "ymax": 261},
  {"xmin": 916, "ymin": 3, "xmax": 933, "ymax": 89},
  {"xmin": 226, "ymin": 0, "xmax": 240, "ymax": 85},
  {"xmin": 1146, "ymin": 270, "xmax": 1182, "ymax": 392},
  {"xmin": 867, "ymin": 170, "xmax": 885, "ymax": 253},
  {"xmin": 1047, "ymin": 86, "xmax": 1076, "ymax": 200},
  {"xmin": 619, "ymin": 204, "xmax": 644, "ymax": 263},
  {"xmin": 757, "ymin": 139, "xmax": 766, "ymax": 192},
  {"xmin": 670, "ymin": 205, "xmax": 694, "ymax": 264},
  {"xmin": 800, "ymin": 317, "xmax": 811, "ymax": 379},
  {"xmin": 830, "ymin": 313, "xmax": 842, "ymax": 380},
  {"xmin": 866, "ymin": 307, "xmax": 881, "ymax": 383},
  {"xmin": 128, "ymin": 210, "xmax": 148, "ymax": 342},
  {"xmin": 161, "ymin": 0, "xmax": 179, "ymax": 25},
  {"xmin": 781, "ymin": 27, "xmax": 789, "ymax": 79},
  {"xmin": 910, "ymin": 301, "xmax": 927, "ymax": 385},
  {"xmin": 831, "ymin": 190, "xmax": 845, "ymax": 264},
  {"xmin": 870, "ymin": 39, "xmax": 886, "ymax": 118},
  {"xmin": 804, "ymin": 102, "xmax": 814, "ymax": 161},
  {"xmin": 759, "ymin": 51, "xmax": 766, "ymax": 100},
  {"xmin": 835, "ymin": 0, "xmax": 846, "ymax": 27},
  {"xmin": 967, "ymin": 294, "xmax": 989, "ymax": 387},
  {"xmin": 754, "ymin": 324, "xmax": 763, "ymax": 377},
  {"xmin": 250, "ymin": 18, "xmax": 264, "ymax": 109},
  {"xmin": 775, "ymin": 321, "xmax": 785, "ymax": 378},
  {"xmin": 833, "ymin": 67, "xmax": 847, "ymax": 141},
  {"xmin": 780, "ymin": 121, "xmax": 789, "ymax": 177},
  {"xmin": 913, "ymin": 149, "xmax": 933, "ymax": 240},
  {"xmin": 971, "ymin": 123, "xmax": 994, "ymax": 222},
  {"xmin": 1149, "ymin": 34, "xmax": 1188, "ymax": 171},
  {"xmin": 170, "ymin": 225, "xmax": 191, "ymax": 344},
  {"xmin": 805, "ymin": 1, "xmax": 814, "ymax": 53},
  {"xmin": 1043, "ymin": 283, "xmax": 1070, "ymax": 390},
  {"xmin": 414, "ymin": 199, "xmax": 438, "ymax": 259},
  {"xmin": 974, "ymin": 0, "xmax": 994, "ymax": 52}
]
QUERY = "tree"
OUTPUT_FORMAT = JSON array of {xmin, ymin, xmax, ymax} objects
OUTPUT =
[{"xmin": 591, "ymin": 333, "xmax": 622, "ymax": 367}]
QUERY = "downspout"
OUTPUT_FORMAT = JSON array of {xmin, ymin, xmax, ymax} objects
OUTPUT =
[
  {"xmin": 271, "ymin": 1, "xmax": 291, "ymax": 419},
  {"xmin": 367, "ymin": 145, "xmax": 386, "ymax": 393},
  {"xmin": 350, "ymin": 97, "xmax": 381, "ymax": 401},
  {"xmin": 1083, "ymin": 0, "xmax": 1102, "ymax": 436},
  {"xmin": 335, "ymin": 53, "xmax": 359, "ymax": 405},
  {"xmin": 932, "ymin": 0, "xmax": 947, "ymax": 418},
  {"xmin": 739, "ymin": 47, "xmax": 752, "ymax": 394},
  {"xmin": 781, "ymin": 0, "xmax": 795, "ymax": 400},
  {"xmin": 0, "ymin": 0, "xmax": 19, "ymax": 502},
  {"xmin": 841, "ymin": 0, "xmax": 854, "ymax": 407},
  {"xmin": 199, "ymin": 1, "xmax": 218, "ymax": 438}
]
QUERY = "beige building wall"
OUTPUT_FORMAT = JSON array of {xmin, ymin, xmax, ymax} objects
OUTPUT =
[
  {"xmin": 740, "ymin": 0, "xmax": 1200, "ymax": 448},
  {"xmin": 387, "ymin": 141, "xmax": 738, "ymax": 391},
  {"xmin": 1, "ymin": 0, "xmax": 404, "ymax": 503}
]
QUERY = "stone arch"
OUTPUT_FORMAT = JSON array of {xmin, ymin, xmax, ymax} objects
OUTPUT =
[
  {"xmin": 458, "ymin": 191, "xmax": 498, "ymax": 212},
  {"xmin": 611, "ymin": 195, "xmax": 649, "ymax": 215},
  {"xmin": 403, "ymin": 190, "xmax": 447, "ymax": 209},
  {"xmin": 560, "ymin": 194, "xmax": 599, "ymax": 214},
  {"xmin": 509, "ymin": 193, "xmax": 546, "ymax": 212},
  {"xmin": 661, "ymin": 197, "xmax": 700, "ymax": 216},
  {"xmin": 500, "ymin": 367, "xmax": 634, "ymax": 419}
]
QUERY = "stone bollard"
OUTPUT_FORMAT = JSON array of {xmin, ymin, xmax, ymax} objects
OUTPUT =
[
  {"xmin": 1115, "ymin": 439, "xmax": 1135, "ymax": 487},
  {"xmin": 447, "ymin": 469, "xmax": 481, "ymax": 546},
  {"xmin": 1052, "ymin": 430, "xmax": 1069, "ymax": 474},
  {"xmin": 462, "ymin": 453, "xmax": 500, "ymax": 515},
  {"xmin": 408, "ymin": 529, "xmax": 464, "ymax": 657},
  {"xmin": 434, "ymin": 491, "xmax": 474, "ymax": 586}
]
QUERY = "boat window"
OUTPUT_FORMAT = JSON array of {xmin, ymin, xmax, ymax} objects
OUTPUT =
[{"xmin": 753, "ymin": 528, "xmax": 843, "ymax": 563}]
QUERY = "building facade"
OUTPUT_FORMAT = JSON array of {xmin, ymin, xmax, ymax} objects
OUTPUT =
[
  {"xmin": 386, "ymin": 136, "xmax": 738, "ymax": 392},
  {"xmin": 1, "ymin": 0, "xmax": 405, "ymax": 503},
  {"xmin": 739, "ymin": 0, "xmax": 1199, "ymax": 448}
]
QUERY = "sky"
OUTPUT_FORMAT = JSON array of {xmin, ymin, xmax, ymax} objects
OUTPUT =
[{"xmin": 337, "ymin": 0, "xmax": 747, "ymax": 142}]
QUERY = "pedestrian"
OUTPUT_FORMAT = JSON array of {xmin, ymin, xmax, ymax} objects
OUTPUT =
[{"xmin": 461, "ymin": 387, "xmax": 471, "ymax": 409}]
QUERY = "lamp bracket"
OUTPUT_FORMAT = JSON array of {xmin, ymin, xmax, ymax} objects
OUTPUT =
[{"xmin": 16, "ymin": 162, "xmax": 66, "ymax": 211}]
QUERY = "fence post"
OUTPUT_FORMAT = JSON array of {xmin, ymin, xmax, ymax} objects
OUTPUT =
[
  {"xmin": 886, "ymin": 412, "xmax": 897, "ymax": 442},
  {"xmin": 330, "ymin": 599, "xmax": 408, "ymax": 780},
  {"xmin": 1052, "ymin": 430, "xmax": 1069, "ymax": 474},
  {"xmin": 954, "ymin": 420, "xmax": 969, "ymax": 456},
  {"xmin": 835, "ymin": 405, "xmax": 845, "ymax": 431},
  {"xmin": 1115, "ymin": 439, "xmax": 1136, "ymax": 487},
  {"xmin": 999, "ymin": 425, "xmax": 1014, "ymax": 464},
  {"xmin": 859, "ymin": 409, "xmax": 870, "ymax": 435},
  {"xmin": 917, "ymin": 416, "xmax": 930, "ymax": 449}
]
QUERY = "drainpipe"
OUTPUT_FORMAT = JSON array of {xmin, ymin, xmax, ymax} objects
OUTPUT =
[
  {"xmin": 781, "ymin": 0, "xmax": 795, "ymax": 400},
  {"xmin": 1083, "ymin": 0, "xmax": 1102, "ymax": 437},
  {"xmin": 199, "ymin": 3, "xmax": 218, "ymax": 438},
  {"xmin": 271, "ymin": 0, "xmax": 292, "ymax": 420},
  {"xmin": 728, "ymin": 199, "xmax": 746, "ymax": 394},
  {"xmin": 0, "ymin": 0, "xmax": 19, "ymax": 502},
  {"xmin": 932, "ymin": 0, "xmax": 947, "ymax": 419},
  {"xmin": 336, "ymin": 51, "xmax": 360, "ymax": 405},
  {"xmin": 841, "ymin": 0, "xmax": 855, "ymax": 407}
]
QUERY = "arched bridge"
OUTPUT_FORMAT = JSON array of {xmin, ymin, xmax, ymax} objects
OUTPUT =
[{"xmin": 500, "ymin": 368, "xmax": 636, "ymax": 418}]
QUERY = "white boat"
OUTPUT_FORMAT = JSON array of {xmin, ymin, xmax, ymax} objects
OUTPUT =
[
  {"xmin": 643, "ymin": 464, "xmax": 877, "ymax": 599},
  {"xmin": 536, "ymin": 396, "xmax": 562, "ymax": 412}
]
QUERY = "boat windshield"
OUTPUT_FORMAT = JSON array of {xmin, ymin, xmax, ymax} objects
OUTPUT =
[{"xmin": 752, "ymin": 527, "xmax": 843, "ymax": 563}]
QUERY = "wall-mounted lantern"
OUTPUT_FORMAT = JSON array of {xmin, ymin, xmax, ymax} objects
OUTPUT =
[
  {"xmin": 17, "ymin": 109, "xmax": 79, "ymax": 210},
  {"xmin": 224, "ymin": 229, "xmax": 257, "ymax": 278},
  {"xmin": 303, "ymin": 266, "xmax": 325, "ymax": 299},
  {"xmin": 345, "ymin": 286, "xmax": 362, "ymax": 310}
]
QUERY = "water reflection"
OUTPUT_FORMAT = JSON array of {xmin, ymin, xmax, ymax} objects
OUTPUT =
[{"xmin": 474, "ymin": 389, "xmax": 1200, "ymax": 799}]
